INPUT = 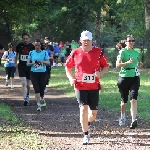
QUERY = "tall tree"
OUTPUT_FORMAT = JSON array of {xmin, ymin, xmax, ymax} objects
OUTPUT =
[{"xmin": 144, "ymin": 1, "xmax": 150, "ymax": 67}]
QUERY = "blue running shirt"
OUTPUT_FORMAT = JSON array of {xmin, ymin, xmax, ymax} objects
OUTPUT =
[
  {"xmin": 2, "ymin": 51, "xmax": 16, "ymax": 67},
  {"xmin": 27, "ymin": 50, "xmax": 49, "ymax": 72}
]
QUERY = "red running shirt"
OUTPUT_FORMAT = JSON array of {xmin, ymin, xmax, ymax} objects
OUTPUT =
[{"xmin": 66, "ymin": 46, "xmax": 109, "ymax": 90}]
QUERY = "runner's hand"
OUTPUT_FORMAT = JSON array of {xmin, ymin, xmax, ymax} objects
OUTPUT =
[
  {"xmin": 127, "ymin": 57, "xmax": 134, "ymax": 64},
  {"xmin": 138, "ymin": 61, "xmax": 143, "ymax": 67},
  {"xmin": 69, "ymin": 78, "xmax": 76, "ymax": 86},
  {"xmin": 95, "ymin": 70, "xmax": 101, "ymax": 78}
]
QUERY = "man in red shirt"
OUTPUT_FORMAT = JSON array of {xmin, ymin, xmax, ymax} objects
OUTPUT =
[{"xmin": 65, "ymin": 30, "xmax": 109, "ymax": 145}]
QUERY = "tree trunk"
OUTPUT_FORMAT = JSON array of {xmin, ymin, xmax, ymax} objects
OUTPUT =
[
  {"xmin": 144, "ymin": 2, "xmax": 150, "ymax": 68},
  {"xmin": 95, "ymin": 9, "xmax": 101, "ymax": 47}
]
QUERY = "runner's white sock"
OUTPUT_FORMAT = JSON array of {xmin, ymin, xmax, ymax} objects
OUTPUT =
[
  {"xmin": 37, "ymin": 103, "xmax": 41, "ymax": 106},
  {"xmin": 121, "ymin": 113, "xmax": 125, "ymax": 119}
]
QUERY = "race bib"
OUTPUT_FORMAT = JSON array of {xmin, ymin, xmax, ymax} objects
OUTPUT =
[
  {"xmin": 34, "ymin": 63, "xmax": 43, "ymax": 70},
  {"xmin": 135, "ymin": 67, "xmax": 140, "ymax": 76},
  {"xmin": 9, "ymin": 58, "xmax": 15, "ymax": 63},
  {"xmin": 82, "ymin": 73, "xmax": 95, "ymax": 83},
  {"xmin": 20, "ymin": 55, "xmax": 28, "ymax": 61}
]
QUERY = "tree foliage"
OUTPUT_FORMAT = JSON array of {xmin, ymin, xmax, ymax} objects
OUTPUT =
[{"xmin": 1, "ymin": 0, "xmax": 150, "ymax": 67}]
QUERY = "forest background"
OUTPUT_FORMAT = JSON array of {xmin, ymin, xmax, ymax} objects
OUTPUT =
[{"xmin": 1, "ymin": 0, "xmax": 150, "ymax": 67}]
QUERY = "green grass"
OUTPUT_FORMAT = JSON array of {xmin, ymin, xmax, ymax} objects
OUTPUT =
[
  {"xmin": 0, "ymin": 103, "xmax": 49, "ymax": 149},
  {"xmin": 0, "ymin": 65, "xmax": 52, "ymax": 149},
  {"xmin": 100, "ymin": 68, "xmax": 150, "ymax": 120},
  {"xmin": 0, "ymin": 103, "xmax": 23, "ymax": 126},
  {"xmin": 50, "ymin": 66, "xmax": 150, "ymax": 121},
  {"xmin": 50, "ymin": 66, "xmax": 75, "ymax": 97},
  {"xmin": 0, "ymin": 61, "xmax": 150, "ymax": 148}
]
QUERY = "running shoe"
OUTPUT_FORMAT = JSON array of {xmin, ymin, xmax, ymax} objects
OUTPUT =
[
  {"xmin": 130, "ymin": 120, "xmax": 138, "ymax": 129},
  {"xmin": 82, "ymin": 135, "xmax": 90, "ymax": 145},
  {"xmin": 37, "ymin": 105, "xmax": 41, "ymax": 111},
  {"xmin": 44, "ymin": 88, "xmax": 47, "ymax": 93},
  {"xmin": 26, "ymin": 94, "xmax": 30, "ymax": 103},
  {"xmin": 24, "ymin": 98, "xmax": 28, "ymax": 106},
  {"xmin": 5, "ymin": 81, "xmax": 8, "ymax": 86},
  {"xmin": 119, "ymin": 117, "xmax": 126, "ymax": 126},
  {"xmin": 40, "ymin": 98, "xmax": 46, "ymax": 107}
]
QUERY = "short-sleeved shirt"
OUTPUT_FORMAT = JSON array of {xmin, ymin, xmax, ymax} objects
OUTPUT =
[
  {"xmin": 71, "ymin": 43, "xmax": 78, "ymax": 50},
  {"xmin": 54, "ymin": 46, "xmax": 60, "ymax": 53},
  {"xmin": 60, "ymin": 48, "xmax": 66, "ymax": 57},
  {"xmin": 45, "ymin": 49, "xmax": 52, "ymax": 57},
  {"xmin": 28, "ymin": 50, "xmax": 49, "ymax": 72},
  {"xmin": 117, "ymin": 48, "xmax": 140, "ymax": 77},
  {"xmin": 16, "ymin": 43, "xmax": 35, "ymax": 67},
  {"xmin": 66, "ymin": 46, "xmax": 109, "ymax": 90},
  {"xmin": 2, "ymin": 51, "xmax": 16, "ymax": 67}
]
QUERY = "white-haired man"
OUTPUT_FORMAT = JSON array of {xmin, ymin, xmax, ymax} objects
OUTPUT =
[{"xmin": 65, "ymin": 30, "xmax": 109, "ymax": 145}]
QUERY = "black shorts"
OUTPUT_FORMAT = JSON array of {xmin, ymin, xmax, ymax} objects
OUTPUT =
[
  {"xmin": 117, "ymin": 76, "xmax": 140, "ymax": 103},
  {"xmin": 75, "ymin": 89, "xmax": 99, "ymax": 110},
  {"xmin": 30, "ymin": 72, "xmax": 46, "ymax": 96},
  {"xmin": 5, "ymin": 66, "xmax": 16, "ymax": 79},
  {"xmin": 18, "ymin": 64, "xmax": 31, "ymax": 80}
]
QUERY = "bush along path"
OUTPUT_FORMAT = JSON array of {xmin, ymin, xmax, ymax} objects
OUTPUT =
[{"xmin": 0, "ymin": 75, "xmax": 150, "ymax": 150}]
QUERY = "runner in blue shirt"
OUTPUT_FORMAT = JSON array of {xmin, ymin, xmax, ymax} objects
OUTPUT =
[
  {"xmin": 53, "ymin": 42, "xmax": 60, "ymax": 67},
  {"xmin": 2, "ymin": 43, "xmax": 16, "ymax": 89},
  {"xmin": 27, "ymin": 39, "xmax": 49, "ymax": 111}
]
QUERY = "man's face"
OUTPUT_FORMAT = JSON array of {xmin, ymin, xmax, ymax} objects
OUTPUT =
[
  {"xmin": 80, "ymin": 39, "xmax": 92, "ymax": 49},
  {"xmin": 22, "ymin": 35, "xmax": 29, "ymax": 45},
  {"xmin": 44, "ymin": 39, "xmax": 50, "ymax": 44}
]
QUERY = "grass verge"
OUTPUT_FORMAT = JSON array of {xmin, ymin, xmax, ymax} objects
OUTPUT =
[
  {"xmin": 0, "ymin": 63, "xmax": 150, "ymax": 149},
  {"xmin": 50, "ymin": 66, "xmax": 150, "ymax": 121}
]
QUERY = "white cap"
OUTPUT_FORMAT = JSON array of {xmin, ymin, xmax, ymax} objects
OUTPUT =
[{"xmin": 80, "ymin": 30, "xmax": 92, "ymax": 40}]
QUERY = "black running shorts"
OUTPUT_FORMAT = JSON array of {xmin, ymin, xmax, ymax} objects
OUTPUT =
[
  {"xmin": 18, "ymin": 64, "xmax": 31, "ymax": 80},
  {"xmin": 117, "ymin": 76, "xmax": 140, "ymax": 103},
  {"xmin": 75, "ymin": 89, "xmax": 99, "ymax": 110},
  {"xmin": 5, "ymin": 66, "xmax": 16, "ymax": 79}
]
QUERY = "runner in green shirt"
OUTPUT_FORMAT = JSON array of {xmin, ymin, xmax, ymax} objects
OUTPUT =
[
  {"xmin": 116, "ymin": 35, "xmax": 143, "ymax": 129},
  {"xmin": 71, "ymin": 40, "xmax": 79, "ymax": 50},
  {"xmin": 60, "ymin": 46, "xmax": 66, "ymax": 66}
]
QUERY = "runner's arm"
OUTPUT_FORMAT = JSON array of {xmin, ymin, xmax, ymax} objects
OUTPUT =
[
  {"xmin": 0, "ymin": 48, "xmax": 5, "ymax": 53},
  {"xmin": 26, "ymin": 58, "xmax": 35, "ymax": 66},
  {"xmin": 1, "ymin": 51, "xmax": 9, "ymax": 61},
  {"xmin": 95, "ymin": 67, "xmax": 109, "ymax": 78},
  {"xmin": 37, "ymin": 60, "xmax": 50, "ymax": 65},
  {"xmin": 116, "ymin": 57, "xmax": 134, "ymax": 68}
]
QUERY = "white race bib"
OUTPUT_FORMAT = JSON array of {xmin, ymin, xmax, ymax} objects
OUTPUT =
[
  {"xmin": 20, "ymin": 55, "xmax": 28, "ymax": 61},
  {"xmin": 82, "ymin": 73, "xmax": 95, "ymax": 83},
  {"xmin": 135, "ymin": 67, "xmax": 140, "ymax": 76},
  {"xmin": 34, "ymin": 63, "xmax": 43, "ymax": 70},
  {"xmin": 9, "ymin": 58, "xmax": 15, "ymax": 63}
]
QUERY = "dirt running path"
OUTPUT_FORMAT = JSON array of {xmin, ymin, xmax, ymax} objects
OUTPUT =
[{"xmin": 0, "ymin": 73, "xmax": 150, "ymax": 150}]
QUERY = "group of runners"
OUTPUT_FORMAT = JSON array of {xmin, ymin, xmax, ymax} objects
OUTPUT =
[
  {"xmin": 1, "ymin": 33, "xmax": 81, "ymax": 110},
  {"xmin": 2, "ymin": 33, "xmax": 53, "ymax": 110},
  {"xmin": 0, "ymin": 31, "xmax": 142, "ymax": 145}
]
